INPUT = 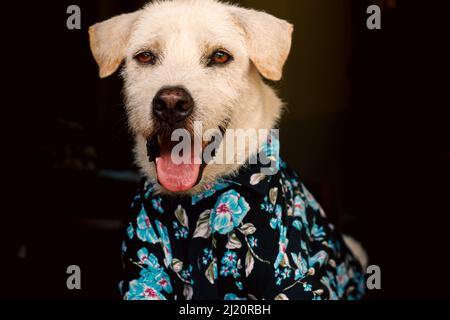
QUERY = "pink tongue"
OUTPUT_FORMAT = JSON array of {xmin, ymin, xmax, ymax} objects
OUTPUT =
[{"xmin": 156, "ymin": 142, "xmax": 201, "ymax": 192}]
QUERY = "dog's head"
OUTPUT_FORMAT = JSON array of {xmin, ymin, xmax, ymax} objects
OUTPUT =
[{"xmin": 89, "ymin": 0, "xmax": 293, "ymax": 194}]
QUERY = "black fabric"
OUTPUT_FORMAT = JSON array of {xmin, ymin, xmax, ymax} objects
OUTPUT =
[{"xmin": 120, "ymin": 137, "xmax": 365, "ymax": 300}]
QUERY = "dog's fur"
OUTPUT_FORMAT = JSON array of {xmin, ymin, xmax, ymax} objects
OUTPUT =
[
  {"xmin": 89, "ymin": 0, "xmax": 293, "ymax": 195},
  {"xmin": 89, "ymin": 0, "xmax": 368, "ymax": 269}
]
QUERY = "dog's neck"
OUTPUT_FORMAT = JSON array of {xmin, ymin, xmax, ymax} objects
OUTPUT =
[{"xmin": 134, "ymin": 72, "xmax": 284, "ymax": 196}]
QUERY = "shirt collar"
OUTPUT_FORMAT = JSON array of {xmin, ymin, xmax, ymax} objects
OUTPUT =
[
  {"xmin": 205, "ymin": 131, "xmax": 281, "ymax": 196},
  {"xmin": 145, "ymin": 132, "xmax": 282, "ymax": 201}
]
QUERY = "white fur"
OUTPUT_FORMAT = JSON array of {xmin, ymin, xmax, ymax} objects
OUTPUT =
[{"xmin": 89, "ymin": 0, "xmax": 293, "ymax": 195}]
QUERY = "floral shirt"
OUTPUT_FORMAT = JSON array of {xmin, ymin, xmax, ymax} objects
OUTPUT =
[{"xmin": 120, "ymin": 137, "xmax": 365, "ymax": 300}]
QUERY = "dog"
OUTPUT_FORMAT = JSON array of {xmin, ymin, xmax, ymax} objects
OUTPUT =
[{"xmin": 89, "ymin": 0, "xmax": 366, "ymax": 300}]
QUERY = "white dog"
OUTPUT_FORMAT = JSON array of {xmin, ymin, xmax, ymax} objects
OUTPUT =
[
  {"xmin": 89, "ymin": 0, "xmax": 366, "ymax": 300},
  {"xmin": 89, "ymin": 0, "xmax": 291, "ymax": 194}
]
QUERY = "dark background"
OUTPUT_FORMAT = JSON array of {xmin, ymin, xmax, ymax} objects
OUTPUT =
[{"xmin": 1, "ymin": 0, "xmax": 449, "ymax": 299}]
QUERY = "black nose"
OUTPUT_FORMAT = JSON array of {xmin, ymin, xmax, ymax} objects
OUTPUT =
[{"xmin": 152, "ymin": 87, "xmax": 194, "ymax": 125}]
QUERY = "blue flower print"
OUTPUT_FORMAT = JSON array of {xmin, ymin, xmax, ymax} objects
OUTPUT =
[
  {"xmin": 348, "ymin": 271, "xmax": 365, "ymax": 300},
  {"xmin": 282, "ymin": 268, "xmax": 291, "ymax": 279},
  {"xmin": 176, "ymin": 229, "xmax": 188, "ymax": 239},
  {"xmin": 122, "ymin": 146, "xmax": 366, "ymax": 300},
  {"xmin": 180, "ymin": 265, "xmax": 194, "ymax": 283},
  {"xmin": 275, "ymin": 267, "xmax": 292, "ymax": 286},
  {"xmin": 173, "ymin": 221, "xmax": 189, "ymax": 240},
  {"xmin": 336, "ymin": 263, "xmax": 350, "ymax": 297},
  {"xmin": 291, "ymin": 252, "xmax": 309, "ymax": 281},
  {"xmin": 230, "ymin": 268, "xmax": 240, "ymax": 279},
  {"xmin": 282, "ymin": 177, "xmax": 294, "ymax": 199},
  {"xmin": 202, "ymin": 248, "xmax": 214, "ymax": 266},
  {"xmin": 292, "ymin": 219, "xmax": 302, "ymax": 231},
  {"xmin": 308, "ymin": 250, "xmax": 328, "ymax": 269},
  {"xmin": 126, "ymin": 279, "xmax": 167, "ymax": 300},
  {"xmin": 137, "ymin": 248, "xmax": 160, "ymax": 268},
  {"xmin": 270, "ymin": 218, "xmax": 277, "ymax": 230},
  {"xmin": 192, "ymin": 180, "xmax": 231, "ymax": 205},
  {"xmin": 155, "ymin": 219, "xmax": 173, "ymax": 268},
  {"xmin": 302, "ymin": 184, "xmax": 320, "ymax": 211},
  {"xmin": 210, "ymin": 190, "xmax": 250, "ymax": 235},
  {"xmin": 213, "ymin": 262, "xmax": 219, "ymax": 281},
  {"xmin": 300, "ymin": 240, "xmax": 308, "ymax": 251},
  {"xmin": 136, "ymin": 248, "xmax": 173, "ymax": 294},
  {"xmin": 130, "ymin": 193, "xmax": 141, "ymax": 209},
  {"xmin": 248, "ymin": 236, "xmax": 258, "ymax": 248},
  {"xmin": 221, "ymin": 251, "xmax": 238, "ymax": 267},
  {"xmin": 261, "ymin": 132, "xmax": 280, "ymax": 171},
  {"xmin": 126, "ymin": 248, "xmax": 173, "ymax": 300},
  {"xmin": 220, "ymin": 266, "xmax": 231, "ymax": 277},
  {"xmin": 127, "ymin": 223, "xmax": 134, "ymax": 240},
  {"xmin": 293, "ymin": 195, "xmax": 306, "ymax": 218},
  {"xmin": 143, "ymin": 181, "xmax": 155, "ymax": 200},
  {"xmin": 274, "ymin": 225, "xmax": 289, "ymax": 269},
  {"xmin": 224, "ymin": 293, "xmax": 246, "ymax": 300},
  {"xmin": 136, "ymin": 206, "xmax": 159, "ymax": 244},
  {"xmin": 311, "ymin": 223, "xmax": 326, "ymax": 241},
  {"xmin": 152, "ymin": 197, "xmax": 164, "ymax": 214},
  {"xmin": 322, "ymin": 273, "xmax": 339, "ymax": 300},
  {"xmin": 325, "ymin": 239, "xmax": 340, "ymax": 254},
  {"xmin": 139, "ymin": 269, "xmax": 173, "ymax": 295},
  {"xmin": 270, "ymin": 204, "xmax": 283, "ymax": 230},
  {"xmin": 260, "ymin": 196, "xmax": 274, "ymax": 213},
  {"xmin": 303, "ymin": 282, "xmax": 313, "ymax": 292},
  {"xmin": 290, "ymin": 178, "xmax": 299, "ymax": 188},
  {"xmin": 220, "ymin": 250, "xmax": 240, "ymax": 280}
]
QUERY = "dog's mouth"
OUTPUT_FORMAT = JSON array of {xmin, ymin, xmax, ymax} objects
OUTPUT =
[{"xmin": 146, "ymin": 121, "xmax": 229, "ymax": 193}]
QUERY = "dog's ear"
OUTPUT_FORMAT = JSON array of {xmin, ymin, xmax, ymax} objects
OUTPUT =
[
  {"xmin": 229, "ymin": 7, "xmax": 293, "ymax": 81},
  {"xmin": 89, "ymin": 12, "xmax": 141, "ymax": 78}
]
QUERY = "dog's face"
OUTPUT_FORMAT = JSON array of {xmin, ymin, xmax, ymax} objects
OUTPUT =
[{"xmin": 89, "ymin": 0, "xmax": 293, "ymax": 194}]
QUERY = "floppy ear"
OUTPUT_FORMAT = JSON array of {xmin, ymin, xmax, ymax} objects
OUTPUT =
[
  {"xmin": 229, "ymin": 7, "xmax": 293, "ymax": 81},
  {"xmin": 89, "ymin": 12, "xmax": 141, "ymax": 78}
]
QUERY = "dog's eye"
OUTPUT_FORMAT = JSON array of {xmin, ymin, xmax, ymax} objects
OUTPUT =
[
  {"xmin": 209, "ymin": 50, "xmax": 232, "ymax": 66},
  {"xmin": 135, "ymin": 51, "xmax": 156, "ymax": 65}
]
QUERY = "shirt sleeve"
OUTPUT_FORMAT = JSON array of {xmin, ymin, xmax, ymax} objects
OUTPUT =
[{"xmin": 120, "ymin": 189, "xmax": 175, "ymax": 300}]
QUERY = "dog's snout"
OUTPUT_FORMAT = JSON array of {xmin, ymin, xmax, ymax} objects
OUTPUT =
[{"xmin": 152, "ymin": 87, "xmax": 194, "ymax": 124}]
